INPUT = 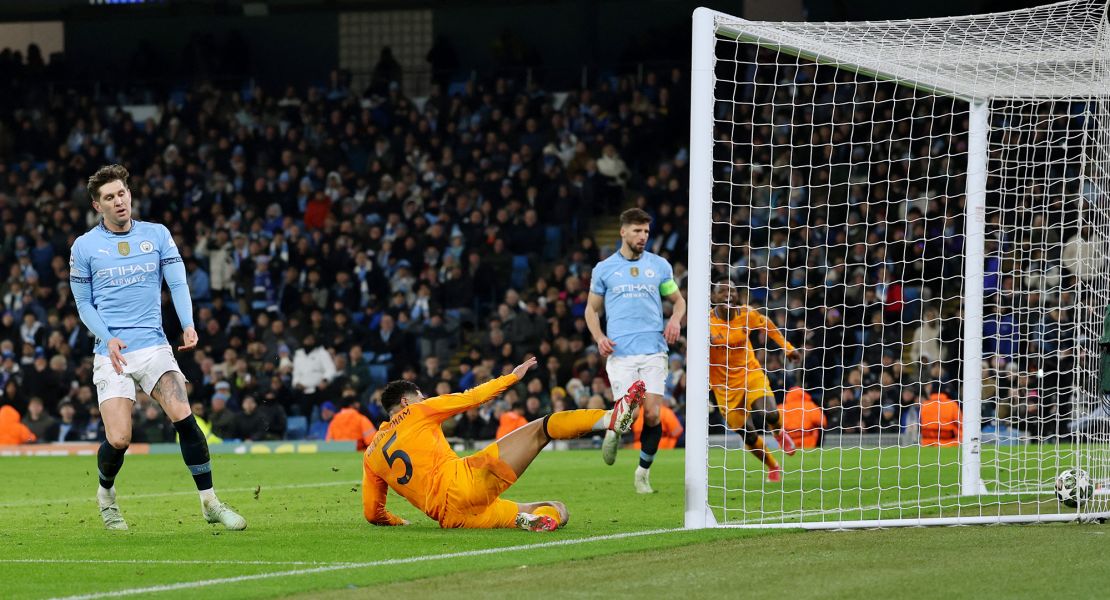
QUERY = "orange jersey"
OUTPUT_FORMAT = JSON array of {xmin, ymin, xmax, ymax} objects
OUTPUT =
[
  {"xmin": 0, "ymin": 405, "xmax": 35, "ymax": 445},
  {"xmin": 920, "ymin": 393, "xmax": 961, "ymax": 447},
  {"xmin": 631, "ymin": 404, "xmax": 684, "ymax": 449},
  {"xmin": 326, "ymin": 408, "xmax": 377, "ymax": 450},
  {"xmin": 495, "ymin": 411, "xmax": 528, "ymax": 439},
  {"xmin": 361, "ymin": 374, "xmax": 518, "ymax": 526},
  {"xmin": 709, "ymin": 307, "xmax": 794, "ymax": 395},
  {"xmin": 780, "ymin": 387, "xmax": 826, "ymax": 448}
]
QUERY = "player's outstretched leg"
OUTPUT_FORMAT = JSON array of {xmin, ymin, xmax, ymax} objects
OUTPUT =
[
  {"xmin": 152, "ymin": 372, "xmax": 246, "ymax": 530},
  {"xmin": 500, "ymin": 381, "xmax": 644, "ymax": 476},
  {"xmin": 723, "ymin": 400, "xmax": 781, "ymax": 482},
  {"xmin": 602, "ymin": 381, "xmax": 650, "ymax": 466},
  {"xmin": 753, "ymin": 397, "xmax": 795, "ymax": 456},
  {"xmin": 97, "ymin": 397, "xmax": 133, "ymax": 531},
  {"xmin": 497, "ymin": 381, "xmax": 645, "ymax": 530},
  {"xmin": 744, "ymin": 428, "xmax": 781, "ymax": 482}
]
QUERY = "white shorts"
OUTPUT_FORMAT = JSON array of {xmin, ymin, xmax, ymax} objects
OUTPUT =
[
  {"xmin": 93, "ymin": 344, "xmax": 182, "ymax": 404},
  {"xmin": 606, "ymin": 352, "xmax": 667, "ymax": 400}
]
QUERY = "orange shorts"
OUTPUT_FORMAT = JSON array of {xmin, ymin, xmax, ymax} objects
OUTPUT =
[
  {"xmin": 712, "ymin": 370, "xmax": 773, "ymax": 431},
  {"xmin": 436, "ymin": 443, "xmax": 520, "ymax": 529}
]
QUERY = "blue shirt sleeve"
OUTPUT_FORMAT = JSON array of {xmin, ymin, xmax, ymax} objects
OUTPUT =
[
  {"xmin": 590, "ymin": 262, "xmax": 607, "ymax": 295},
  {"xmin": 659, "ymin": 256, "xmax": 674, "ymax": 282},
  {"xmin": 159, "ymin": 225, "xmax": 194, "ymax": 329},
  {"xmin": 70, "ymin": 240, "xmax": 114, "ymax": 343}
]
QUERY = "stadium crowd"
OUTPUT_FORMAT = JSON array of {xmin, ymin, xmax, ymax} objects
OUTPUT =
[
  {"xmin": 0, "ymin": 40, "xmax": 1094, "ymax": 449},
  {"xmin": 0, "ymin": 47, "xmax": 692, "ymax": 446}
]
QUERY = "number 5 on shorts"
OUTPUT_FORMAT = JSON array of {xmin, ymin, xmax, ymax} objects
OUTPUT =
[{"xmin": 382, "ymin": 432, "xmax": 413, "ymax": 485}]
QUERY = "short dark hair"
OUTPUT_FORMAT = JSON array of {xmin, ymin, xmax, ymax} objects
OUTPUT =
[
  {"xmin": 620, "ymin": 208, "xmax": 652, "ymax": 226},
  {"xmin": 87, "ymin": 164, "xmax": 130, "ymax": 201},
  {"xmin": 380, "ymin": 380, "xmax": 420, "ymax": 411}
]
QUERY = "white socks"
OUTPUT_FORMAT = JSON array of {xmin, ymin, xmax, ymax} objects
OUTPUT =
[
  {"xmin": 199, "ymin": 488, "xmax": 218, "ymax": 506},
  {"xmin": 97, "ymin": 485, "xmax": 115, "ymax": 509}
]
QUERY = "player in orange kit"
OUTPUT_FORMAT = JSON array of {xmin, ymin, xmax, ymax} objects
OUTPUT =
[
  {"xmin": 362, "ymin": 357, "xmax": 645, "ymax": 531},
  {"xmin": 709, "ymin": 280, "xmax": 800, "ymax": 482}
]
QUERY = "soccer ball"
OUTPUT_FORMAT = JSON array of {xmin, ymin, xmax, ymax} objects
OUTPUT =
[{"xmin": 1055, "ymin": 468, "xmax": 1094, "ymax": 508}]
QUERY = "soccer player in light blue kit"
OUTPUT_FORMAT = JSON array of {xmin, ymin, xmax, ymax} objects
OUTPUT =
[
  {"xmin": 586, "ymin": 208, "xmax": 686, "ymax": 493},
  {"xmin": 71, "ymin": 164, "xmax": 245, "ymax": 531}
]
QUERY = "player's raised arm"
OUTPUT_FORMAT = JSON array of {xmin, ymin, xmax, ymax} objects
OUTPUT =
[
  {"xmin": 747, "ymin": 307, "xmax": 798, "ymax": 359},
  {"xmin": 158, "ymin": 225, "xmax": 197, "ymax": 351},
  {"xmin": 585, "ymin": 292, "xmax": 615, "ymax": 356},
  {"xmin": 422, "ymin": 358, "xmax": 538, "ymax": 419},
  {"xmin": 362, "ymin": 467, "xmax": 408, "ymax": 526}
]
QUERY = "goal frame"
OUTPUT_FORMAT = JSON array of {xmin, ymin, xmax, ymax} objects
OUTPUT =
[{"xmin": 684, "ymin": 4, "xmax": 1110, "ymax": 529}]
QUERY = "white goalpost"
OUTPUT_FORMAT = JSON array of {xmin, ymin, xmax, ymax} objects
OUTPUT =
[{"xmin": 686, "ymin": 0, "xmax": 1110, "ymax": 529}]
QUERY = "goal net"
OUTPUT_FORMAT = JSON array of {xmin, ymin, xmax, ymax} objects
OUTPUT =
[{"xmin": 685, "ymin": 0, "xmax": 1110, "ymax": 528}]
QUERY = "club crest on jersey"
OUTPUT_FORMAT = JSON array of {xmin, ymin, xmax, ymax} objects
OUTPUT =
[
  {"xmin": 630, "ymin": 267, "xmax": 639, "ymax": 277},
  {"xmin": 645, "ymin": 269, "xmax": 656, "ymax": 278},
  {"xmin": 118, "ymin": 242, "xmax": 130, "ymax": 256},
  {"xmin": 139, "ymin": 241, "xmax": 154, "ymax": 253}
]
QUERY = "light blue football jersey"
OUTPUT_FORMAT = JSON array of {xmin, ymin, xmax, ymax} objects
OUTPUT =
[
  {"xmin": 70, "ymin": 220, "xmax": 193, "ymax": 356},
  {"xmin": 590, "ymin": 251, "xmax": 675, "ymax": 357}
]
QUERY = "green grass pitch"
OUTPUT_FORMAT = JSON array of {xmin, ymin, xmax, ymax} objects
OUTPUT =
[{"xmin": 3, "ymin": 448, "xmax": 1109, "ymax": 599}]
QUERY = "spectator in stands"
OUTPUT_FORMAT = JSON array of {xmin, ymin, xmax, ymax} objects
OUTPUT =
[
  {"xmin": 523, "ymin": 396, "xmax": 544, "ymax": 422},
  {"xmin": 234, "ymin": 396, "xmax": 270, "ymax": 442},
  {"xmin": 919, "ymin": 392, "xmax": 961, "ymax": 447},
  {"xmin": 859, "ymin": 386, "xmax": 883, "ymax": 433},
  {"xmin": 0, "ymin": 404, "xmax": 36, "ymax": 444},
  {"xmin": 51, "ymin": 401, "xmax": 82, "ymax": 442},
  {"xmin": 186, "ymin": 258, "xmax": 210, "ymax": 302},
  {"xmin": 909, "ymin": 307, "xmax": 946, "ymax": 365},
  {"xmin": 1062, "ymin": 224, "xmax": 1107, "ymax": 283},
  {"xmin": 309, "ymin": 401, "xmax": 337, "ymax": 440},
  {"xmin": 292, "ymin": 334, "xmax": 337, "ymax": 416},
  {"xmin": 344, "ymin": 346, "xmax": 373, "ymax": 399},
  {"xmin": 495, "ymin": 400, "xmax": 528, "ymax": 439},
  {"xmin": 326, "ymin": 389, "xmax": 376, "ymax": 450},
  {"xmin": 189, "ymin": 402, "xmax": 223, "ymax": 444},
  {"xmin": 209, "ymin": 393, "xmax": 237, "ymax": 440},
  {"xmin": 135, "ymin": 404, "xmax": 175, "ymax": 444},
  {"xmin": 261, "ymin": 374, "xmax": 294, "ymax": 416},
  {"xmin": 80, "ymin": 405, "xmax": 105, "ymax": 442},
  {"xmin": 780, "ymin": 387, "xmax": 826, "ymax": 448},
  {"xmin": 256, "ymin": 397, "xmax": 288, "ymax": 441},
  {"xmin": 368, "ymin": 47, "xmax": 402, "ymax": 97},
  {"xmin": 455, "ymin": 407, "xmax": 494, "ymax": 445},
  {"xmin": 21, "ymin": 396, "xmax": 55, "ymax": 442},
  {"xmin": 212, "ymin": 380, "xmax": 235, "ymax": 411}
]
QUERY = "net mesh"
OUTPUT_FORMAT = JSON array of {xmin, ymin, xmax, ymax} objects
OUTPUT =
[{"xmin": 701, "ymin": 0, "xmax": 1110, "ymax": 526}]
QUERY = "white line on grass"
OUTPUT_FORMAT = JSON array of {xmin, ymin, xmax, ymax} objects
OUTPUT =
[
  {"xmin": 49, "ymin": 527, "xmax": 686, "ymax": 600},
  {"xmin": 0, "ymin": 480, "xmax": 359, "ymax": 508},
  {"xmin": 2, "ymin": 559, "xmax": 357, "ymax": 567}
]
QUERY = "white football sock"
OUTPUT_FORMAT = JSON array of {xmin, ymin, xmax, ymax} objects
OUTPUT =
[
  {"xmin": 199, "ymin": 488, "xmax": 218, "ymax": 506},
  {"xmin": 97, "ymin": 485, "xmax": 115, "ymax": 508}
]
